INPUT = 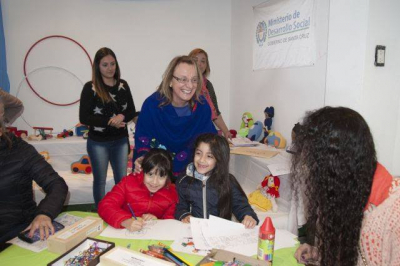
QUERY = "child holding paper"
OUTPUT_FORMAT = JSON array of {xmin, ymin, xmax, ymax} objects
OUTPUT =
[
  {"xmin": 175, "ymin": 133, "xmax": 259, "ymax": 228},
  {"xmin": 98, "ymin": 149, "xmax": 178, "ymax": 232}
]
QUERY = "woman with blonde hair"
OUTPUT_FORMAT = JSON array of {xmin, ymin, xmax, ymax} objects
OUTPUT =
[
  {"xmin": 189, "ymin": 48, "xmax": 231, "ymax": 139},
  {"xmin": 133, "ymin": 55, "xmax": 217, "ymax": 181}
]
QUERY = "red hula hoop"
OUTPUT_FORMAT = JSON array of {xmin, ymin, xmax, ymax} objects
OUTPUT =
[{"xmin": 23, "ymin": 35, "xmax": 92, "ymax": 106}]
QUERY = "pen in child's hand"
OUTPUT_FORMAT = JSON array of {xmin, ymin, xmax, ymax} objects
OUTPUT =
[{"xmin": 127, "ymin": 203, "xmax": 137, "ymax": 220}]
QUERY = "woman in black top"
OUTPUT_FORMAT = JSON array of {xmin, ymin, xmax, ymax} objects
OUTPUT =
[
  {"xmin": 0, "ymin": 119, "xmax": 68, "ymax": 245},
  {"xmin": 79, "ymin": 47, "xmax": 136, "ymax": 207}
]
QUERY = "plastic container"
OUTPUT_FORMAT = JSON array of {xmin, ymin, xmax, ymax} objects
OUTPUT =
[{"xmin": 257, "ymin": 216, "xmax": 275, "ymax": 262}]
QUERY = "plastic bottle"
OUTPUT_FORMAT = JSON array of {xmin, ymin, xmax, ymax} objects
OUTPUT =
[{"xmin": 257, "ymin": 216, "xmax": 275, "ymax": 262}]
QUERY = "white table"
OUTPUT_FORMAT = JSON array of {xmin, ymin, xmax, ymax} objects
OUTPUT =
[
  {"xmin": 28, "ymin": 136, "xmax": 133, "ymax": 205},
  {"xmin": 229, "ymin": 146, "xmax": 305, "ymax": 235}
]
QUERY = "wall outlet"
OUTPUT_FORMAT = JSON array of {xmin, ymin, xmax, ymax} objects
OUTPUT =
[{"xmin": 375, "ymin": 45, "xmax": 385, "ymax": 67}]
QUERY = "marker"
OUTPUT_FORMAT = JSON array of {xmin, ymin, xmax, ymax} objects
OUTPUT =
[{"xmin": 127, "ymin": 203, "xmax": 137, "ymax": 220}]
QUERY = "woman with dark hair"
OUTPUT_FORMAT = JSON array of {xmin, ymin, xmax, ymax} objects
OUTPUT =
[
  {"xmin": 0, "ymin": 119, "xmax": 68, "ymax": 246},
  {"xmin": 175, "ymin": 133, "xmax": 258, "ymax": 228},
  {"xmin": 133, "ymin": 55, "xmax": 217, "ymax": 180},
  {"xmin": 80, "ymin": 47, "xmax": 137, "ymax": 207},
  {"xmin": 292, "ymin": 107, "xmax": 400, "ymax": 266},
  {"xmin": 98, "ymin": 149, "xmax": 178, "ymax": 232},
  {"xmin": 189, "ymin": 48, "xmax": 231, "ymax": 140}
]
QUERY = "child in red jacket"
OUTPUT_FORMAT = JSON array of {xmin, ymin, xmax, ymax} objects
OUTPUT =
[{"xmin": 98, "ymin": 149, "xmax": 178, "ymax": 232}]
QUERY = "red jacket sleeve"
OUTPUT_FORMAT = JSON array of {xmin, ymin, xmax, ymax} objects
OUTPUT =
[
  {"xmin": 98, "ymin": 176, "xmax": 132, "ymax": 228},
  {"xmin": 161, "ymin": 184, "xmax": 179, "ymax": 219}
]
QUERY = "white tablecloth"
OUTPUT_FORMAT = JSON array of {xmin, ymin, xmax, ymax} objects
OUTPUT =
[
  {"xmin": 29, "ymin": 136, "xmax": 132, "ymax": 205},
  {"xmin": 229, "ymin": 146, "xmax": 305, "ymax": 235}
]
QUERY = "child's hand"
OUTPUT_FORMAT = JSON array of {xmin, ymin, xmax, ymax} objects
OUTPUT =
[
  {"xmin": 142, "ymin": 213, "xmax": 157, "ymax": 221},
  {"xmin": 181, "ymin": 215, "xmax": 192, "ymax": 223},
  {"xmin": 121, "ymin": 218, "xmax": 144, "ymax": 232},
  {"xmin": 241, "ymin": 215, "xmax": 257, "ymax": 229},
  {"xmin": 134, "ymin": 156, "xmax": 144, "ymax": 173}
]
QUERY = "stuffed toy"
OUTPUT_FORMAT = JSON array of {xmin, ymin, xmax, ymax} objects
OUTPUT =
[
  {"xmin": 260, "ymin": 106, "xmax": 274, "ymax": 143},
  {"xmin": 239, "ymin": 112, "xmax": 254, "ymax": 137},
  {"xmin": 264, "ymin": 131, "xmax": 286, "ymax": 149},
  {"xmin": 247, "ymin": 121, "xmax": 263, "ymax": 141},
  {"xmin": 248, "ymin": 175, "xmax": 280, "ymax": 212}
]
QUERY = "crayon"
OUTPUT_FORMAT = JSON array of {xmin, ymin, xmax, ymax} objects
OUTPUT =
[{"xmin": 127, "ymin": 203, "xmax": 137, "ymax": 220}]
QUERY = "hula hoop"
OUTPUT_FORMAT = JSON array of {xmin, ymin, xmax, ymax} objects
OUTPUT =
[
  {"xmin": 23, "ymin": 35, "xmax": 92, "ymax": 106},
  {"xmin": 16, "ymin": 65, "xmax": 84, "ymax": 131}
]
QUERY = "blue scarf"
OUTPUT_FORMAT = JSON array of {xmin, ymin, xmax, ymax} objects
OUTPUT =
[{"xmin": 134, "ymin": 92, "xmax": 217, "ymax": 177}]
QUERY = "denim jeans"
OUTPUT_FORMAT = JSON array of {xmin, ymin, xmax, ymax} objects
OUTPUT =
[{"xmin": 87, "ymin": 137, "xmax": 128, "ymax": 207}]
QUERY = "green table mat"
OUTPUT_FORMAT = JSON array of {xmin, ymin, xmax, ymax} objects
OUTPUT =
[{"xmin": 0, "ymin": 211, "xmax": 302, "ymax": 266}]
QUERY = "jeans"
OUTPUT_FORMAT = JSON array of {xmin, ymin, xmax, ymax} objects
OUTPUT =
[{"xmin": 87, "ymin": 137, "xmax": 128, "ymax": 207}]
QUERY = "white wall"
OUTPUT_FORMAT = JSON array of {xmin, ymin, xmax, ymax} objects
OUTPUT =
[
  {"xmin": 326, "ymin": 0, "xmax": 400, "ymax": 175},
  {"xmin": 230, "ymin": 0, "xmax": 330, "ymax": 143},
  {"xmin": 231, "ymin": 0, "xmax": 400, "ymax": 175},
  {"xmin": 361, "ymin": 0, "xmax": 400, "ymax": 175},
  {"xmin": 2, "ymin": 0, "xmax": 232, "ymax": 133},
  {"xmin": 3, "ymin": 0, "xmax": 399, "ymax": 175}
]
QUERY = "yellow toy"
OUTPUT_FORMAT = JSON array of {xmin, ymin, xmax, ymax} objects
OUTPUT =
[
  {"xmin": 248, "ymin": 175, "xmax": 280, "ymax": 212},
  {"xmin": 264, "ymin": 131, "xmax": 286, "ymax": 149}
]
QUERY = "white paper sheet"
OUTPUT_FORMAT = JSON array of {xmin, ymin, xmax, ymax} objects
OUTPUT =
[
  {"xmin": 229, "ymin": 137, "xmax": 260, "ymax": 147},
  {"xmin": 190, "ymin": 216, "xmax": 298, "ymax": 257},
  {"xmin": 55, "ymin": 213, "xmax": 82, "ymax": 227},
  {"xmin": 100, "ymin": 219, "xmax": 191, "ymax": 240},
  {"xmin": 267, "ymin": 163, "xmax": 291, "ymax": 176},
  {"xmin": 170, "ymin": 237, "xmax": 209, "ymax": 256},
  {"xmin": 7, "ymin": 237, "xmax": 48, "ymax": 253},
  {"xmin": 189, "ymin": 217, "xmax": 212, "ymax": 250},
  {"xmin": 6, "ymin": 213, "xmax": 83, "ymax": 253}
]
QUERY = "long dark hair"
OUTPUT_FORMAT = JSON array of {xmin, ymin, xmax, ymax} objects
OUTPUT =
[
  {"xmin": 291, "ymin": 106, "xmax": 376, "ymax": 265},
  {"xmin": 92, "ymin": 47, "xmax": 121, "ymax": 103},
  {"xmin": 193, "ymin": 133, "xmax": 246, "ymax": 220},
  {"xmin": 142, "ymin": 149, "xmax": 173, "ymax": 184}
]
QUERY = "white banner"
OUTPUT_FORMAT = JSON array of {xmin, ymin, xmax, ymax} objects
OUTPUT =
[{"xmin": 253, "ymin": 0, "xmax": 316, "ymax": 70}]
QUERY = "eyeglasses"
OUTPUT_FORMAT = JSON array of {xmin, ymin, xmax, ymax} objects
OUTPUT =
[{"xmin": 173, "ymin": 76, "xmax": 199, "ymax": 85}]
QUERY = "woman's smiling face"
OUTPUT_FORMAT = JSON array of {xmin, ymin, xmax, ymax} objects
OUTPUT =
[{"xmin": 170, "ymin": 63, "xmax": 198, "ymax": 107}]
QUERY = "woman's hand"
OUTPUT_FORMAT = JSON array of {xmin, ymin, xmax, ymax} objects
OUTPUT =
[
  {"xmin": 142, "ymin": 213, "xmax": 157, "ymax": 221},
  {"xmin": 241, "ymin": 215, "xmax": 257, "ymax": 229},
  {"xmin": 108, "ymin": 114, "xmax": 125, "ymax": 128},
  {"xmin": 181, "ymin": 215, "xmax": 192, "ymax": 223},
  {"xmin": 294, "ymin": 243, "xmax": 319, "ymax": 265},
  {"xmin": 134, "ymin": 156, "xmax": 144, "ymax": 173},
  {"xmin": 223, "ymin": 130, "xmax": 233, "ymax": 141},
  {"xmin": 25, "ymin": 214, "xmax": 54, "ymax": 241},
  {"xmin": 121, "ymin": 218, "xmax": 144, "ymax": 232}
]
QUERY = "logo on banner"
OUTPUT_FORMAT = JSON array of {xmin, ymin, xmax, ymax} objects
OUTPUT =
[{"xmin": 256, "ymin": 21, "xmax": 267, "ymax": 47}]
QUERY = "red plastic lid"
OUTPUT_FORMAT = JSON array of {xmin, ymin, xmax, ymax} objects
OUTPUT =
[{"xmin": 260, "ymin": 217, "xmax": 275, "ymax": 234}]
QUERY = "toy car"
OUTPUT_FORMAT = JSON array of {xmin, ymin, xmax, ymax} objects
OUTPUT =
[
  {"xmin": 57, "ymin": 129, "xmax": 73, "ymax": 138},
  {"xmin": 71, "ymin": 155, "xmax": 92, "ymax": 174}
]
